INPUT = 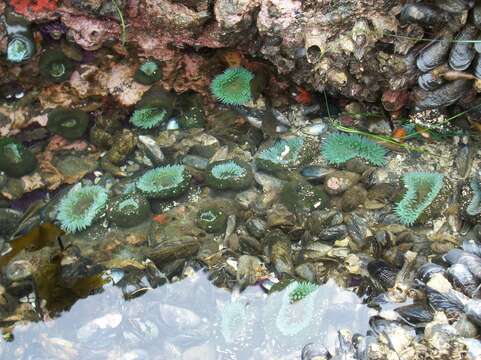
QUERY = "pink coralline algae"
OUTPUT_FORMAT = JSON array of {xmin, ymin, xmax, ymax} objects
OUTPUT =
[{"xmin": 9, "ymin": 0, "xmax": 58, "ymax": 16}]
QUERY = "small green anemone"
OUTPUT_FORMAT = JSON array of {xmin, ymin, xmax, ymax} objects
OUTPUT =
[
  {"xmin": 134, "ymin": 59, "xmax": 162, "ymax": 85},
  {"xmin": 395, "ymin": 172, "xmax": 444, "ymax": 226},
  {"xmin": 136, "ymin": 164, "xmax": 191, "ymax": 199},
  {"xmin": 196, "ymin": 208, "xmax": 227, "ymax": 233},
  {"xmin": 467, "ymin": 177, "xmax": 481, "ymax": 217},
  {"xmin": 107, "ymin": 192, "xmax": 151, "ymax": 228},
  {"xmin": 288, "ymin": 281, "xmax": 319, "ymax": 303},
  {"xmin": 0, "ymin": 138, "xmax": 37, "ymax": 178},
  {"xmin": 56, "ymin": 184, "xmax": 109, "ymax": 233},
  {"xmin": 321, "ymin": 133, "xmax": 386, "ymax": 166},
  {"xmin": 210, "ymin": 67, "xmax": 254, "ymax": 105},
  {"xmin": 7, "ymin": 33, "xmax": 35, "ymax": 63},
  {"xmin": 130, "ymin": 107, "xmax": 167, "ymax": 129},
  {"xmin": 256, "ymin": 137, "xmax": 305, "ymax": 172},
  {"xmin": 39, "ymin": 50, "xmax": 74, "ymax": 83},
  {"xmin": 47, "ymin": 108, "xmax": 89, "ymax": 140},
  {"xmin": 205, "ymin": 159, "xmax": 253, "ymax": 191}
]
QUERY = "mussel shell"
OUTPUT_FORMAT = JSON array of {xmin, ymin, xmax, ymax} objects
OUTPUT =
[
  {"xmin": 417, "ymin": 263, "xmax": 446, "ymax": 283},
  {"xmin": 426, "ymin": 286, "xmax": 465, "ymax": 316},
  {"xmin": 463, "ymin": 239, "xmax": 481, "ymax": 257},
  {"xmin": 416, "ymin": 37, "xmax": 452, "ymax": 73},
  {"xmin": 474, "ymin": 54, "xmax": 481, "ymax": 79},
  {"xmin": 443, "ymin": 249, "xmax": 481, "ymax": 279},
  {"xmin": 475, "ymin": 42, "xmax": 481, "ymax": 53},
  {"xmin": 465, "ymin": 299, "xmax": 481, "ymax": 326},
  {"xmin": 448, "ymin": 25, "xmax": 477, "ymax": 71},
  {"xmin": 418, "ymin": 72, "xmax": 445, "ymax": 91},
  {"xmin": 400, "ymin": 4, "xmax": 448, "ymax": 27},
  {"xmin": 447, "ymin": 263, "xmax": 479, "ymax": 296},
  {"xmin": 394, "ymin": 304, "xmax": 434, "ymax": 324},
  {"xmin": 435, "ymin": 0, "xmax": 474, "ymax": 13},
  {"xmin": 414, "ymin": 79, "xmax": 472, "ymax": 110},
  {"xmin": 367, "ymin": 260, "xmax": 398, "ymax": 289},
  {"xmin": 474, "ymin": 4, "xmax": 481, "ymax": 30}
]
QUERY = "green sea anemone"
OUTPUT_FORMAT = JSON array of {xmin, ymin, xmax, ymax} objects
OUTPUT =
[
  {"xmin": 211, "ymin": 67, "xmax": 254, "ymax": 105},
  {"xmin": 130, "ymin": 107, "xmax": 168, "ymax": 129},
  {"xmin": 136, "ymin": 164, "xmax": 191, "ymax": 199},
  {"xmin": 7, "ymin": 33, "xmax": 35, "ymax": 63},
  {"xmin": 256, "ymin": 137, "xmax": 307, "ymax": 172},
  {"xmin": 321, "ymin": 133, "xmax": 386, "ymax": 166},
  {"xmin": 47, "ymin": 108, "xmax": 89, "ymax": 140},
  {"xmin": 196, "ymin": 208, "xmax": 227, "ymax": 233},
  {"xmin": 280, "ymin": 180, "xmax": 329, "ymax": 214},
  {"xmin": 0, "ymin": 138, "xmax": 37, "ymax": 178},
  {"xmin": 395, "ymin": 172, "xmax": 444, "ymax": 226},
  {"xmin": 288, "ymin": 281, "xmax": 319, "ymax": 303},
  {"xmin": 56, "ymin": 184, "xmax": 109, "ymax": 233},
  {"xmin": 205, "ymin": 159, "xmax": 253, "ymax": 191},
  {"xmin": 467, "ymin": 177, "xmax": 481, "ymax": 217},
  {"xmin": 220, "ymin": 301, "xmax": 251, "ymax": 344},
  {"xmin": 134, "ymin": 59, "xmax": 162, "ymax": 85},
  {"xmin": 107, "ymin": 192, "xmax": 151, "ymax": 228},
  {"xmin": 39, "ymin": 50, "xmax": 74, "ymax": 83}
]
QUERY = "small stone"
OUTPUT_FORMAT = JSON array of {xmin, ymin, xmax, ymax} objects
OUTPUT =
[
  {"xmin": 341, "ymin": 185, "xmax": 368, "ymax": 212},
  {"xmin": 5, "ymin": 260, "xmax": 33, "ymax": 283},
  {"xmin": 324, "ymin": 171, "xmax": 360, "ymax": 195},
  {"xmin": 245, "ymin": 218, "xmax": 267, "ymax": 239}
]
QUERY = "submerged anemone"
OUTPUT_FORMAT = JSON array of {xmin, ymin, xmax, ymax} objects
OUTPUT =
[
  {"xmin": 56, "ymin": 184, "xmax": 109, "ymax": 233},
  {"xmin": 205, "ymin": 159, "xmax": 253, "ymax": 191},
  {"xmin": 220, "ymin": 301, "xmax": 251, "ymax": 344},
  {"xmin": 211, "ymin": 67, "xmax": 254, "ymax": 105},
  {"xmin": 288, "ymin": 281, "xmax": 319, "ymax": 303},
  {"xmin": 196, "ymin": 208, "xmax": 227, "ymax": 233},
  {"xmin": 395, "ymin": 172, "xmax": 444, "ymax": 226},
  {"xmin": 467, "ymin": 177, "xmax": 481, "ymax": 217},
  {"xmin": 107, "ymin": 192, "xmax": 151, "ymax": 228},
  {"xmin": 7, "ymin": 33, "xmax": 35, "ymax": 63},
  {"xmin": 134, "ymin": 59, "xmax": 162, "ymax": 85},
  {"xmin": 39, "ymin": 50, "xmax": 74, "ymax": 83},
  {"xmin": 256, "ymin": 137, "xmax": 306, "ymax": 172},
  {"xmin": 130, "ymin": 107, "xmax": 168, "ymax": 129},
  {"xmin": 136, "ymin": 164, "xmax": 191, "ymax": 199},
  {"xmin": 0, "ymin": 138, "xmax": 37, "ymax": 178},
  {"xmin": 47, "ymin": 108, "xmax": 89, "ymax": 140},
  {"xmin": 321, "ymin": 133, "xmax": 386, "ymax": 166},
  {"xmin": 280, "ymin": 180, "xmax": 329, "ymax": 214}
]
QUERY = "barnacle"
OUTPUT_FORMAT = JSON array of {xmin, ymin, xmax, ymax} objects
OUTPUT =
[
  {"xmin": 196, "ymin": 208, "xmax": 227, "ymax": 233},
  {"xmin": 321, "ymin": 133, "xmax": 386, "ymax": 166},
  {"xmin": 107, "ymin": 192, "xmax": 151, "ymax": 228},
  {"xmin": 210, "ymin": 67, "xmax": 254, "ymax": 105},
  {"xmin": 47, "ymin": 108, "xmax": 89, "ymax": 140},
  {"xmin": 6, "ymin": 33, "xmax": 35, "ymax": 63},
  {"xmin": 0, "ymin": 138, "xmax": 37, "ymax": 178},
  {"xmin": 256, "ymin": 137, "xmax": 305, "ymax": 172},
  {"xmin": 56, "ymin": 184, "xmax": 109, "ymax": 233},
  {"xmin": 134, "ymin": 59, "xmax": 162, "ymax": 85},
  {"xmin": 39, "ymin": 49, "xmax": 74, "ymax": 83},
  {"xmin": 467, "ymin": 177, "xmax": 481, "ymax": 216},
  {"xmin": 205, "ymin": 159, "xmax": 253, "ymax": 191},
  {"xmin": 130, "ymin": 107, "xmax": 167, "ymax": 129},
  {"xmin": 288, "ymin": 281, "xmax": 319, "ymax": 303},
  {"xmin": 136, "ymin": 164, "xmax": 191, "ymax": 199},
  {"xmin": 395, "ymin": 172, "xmax": 444, "ymax": 226}
]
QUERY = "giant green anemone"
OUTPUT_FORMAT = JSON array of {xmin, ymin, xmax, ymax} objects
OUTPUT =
[
  {"xmin": 136, "ymin": 164, "xmax": 191, "ymax": 199},
  {"xmin": 134, "ymin": 59, "xmax": 162, "ymax": 85},
  {"xmin": 130, "ymin": 87, "xmax": 175, "ymax": 129},
  {"xmin": 130, "ymin": 107, "xmax": 168, "ymax": 129},
  {"xmin": 205, "ymin": 159, "xmax": 253, "ymax": 191},
  {"xmin": 56, "ymin": 184, "xmax": 109, "ymax": 233},
  {"xmin": 47, "ymin": 108, "xmax": 89, "ymax": 140},
  {"xmin": 7, "ymin": 33, "xmax": 35, "ymax": 63},
  {"xmin": 395, "ymin": 172, "xmax": 444, "ymax": 226},
  {"xmin": 321, "ymin": 133, "xmax": 387, "ymax": 166},
  {"xmin": 210, "ymin": 67, "xmax": 254, "ymax": 105},
  {"xmin": 256, "ymin": 137, "xmax": 306, "ymax": 172},
  {"xmin": 39, "ymin": 50, "xmax": 74, "ymax": 83},
  {"xmin": 0, "ymin": 138, "xmax": 37, "ymax": 178}
]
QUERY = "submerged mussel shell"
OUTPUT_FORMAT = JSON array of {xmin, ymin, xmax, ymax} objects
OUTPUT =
[
  {"xmin": 47, "ymin": 108, "xmax": 89, "ymax": 140},
  {"xmin": 448, "ymin": 25, "xmax": 477, "ymax": 71},
  {"xmin": 473, "ymin": 54, "xmax": 481, "ymax": 79},
  {"xmin": 416, "ymin": 36, "xmax": 453, "ymax": 73},
  {"xmin": 465, "ymin": 299, "xmax": 481, "ymax": 326},
  {"xmin": 39, "ymin": 49, "xmax": 74, "ymax": 83},
  {"xmin": 0, "ymin": 138, "xmax": 37, "ymax": 178},
  {"xmin": 367, "ymin": 260, "xmax": 398, "ymax": 289},
  {"xmin": 418, "ymin": 263, "xmax": 446, "ymax": 283},
  {"xmin": 400, "ymin": 3, "xmax": 449, "ymax": 27},
  {"xmin": 418, "ymin": 72, "xmax": 445, "ymax": 91},
  {"xmin": 443, "ymin": 249, "xmax": 481, "ymax": 280},
  {"xmin": 436, "ymin": 0, "xmax": 475, "ymax": 13},
  {"xmin": 426, "ymin": 286, "xmax": 465, "ymax": 316},
  {"xmin": 395, "ymin": 304, "xmax": 433, "ymax": 325},
  {"xmin": 447, "ymin": 263, "xmax": 479, "ymax": 297},
  {"xmin": 414, "ymin": 79, "xmax": 473, "ymax": 110}
]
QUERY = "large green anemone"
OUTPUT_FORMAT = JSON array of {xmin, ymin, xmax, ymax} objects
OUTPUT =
[
  {"xmin": 205, "ymin": 159, "xmax": 253, "ymax": 191},
  {"xmin": 210, "ymin": 67, "xmax": 254, "ymax": 105},
  {"xmin": 56, "ymin": 184, "xmax": 109, "ymax": 233},
  {"xmin": 0, "ymin": 138, "xmax": 37, "ymax": 178},
  {"xmin": 130, "ymin": 87, "xmax": 175, "ymax": 129},
  {"xmin": 136, "ymin": 164, "xmax": 191, "ymax": 199},
  {"xmin": 321, "ymin": 133, "xmax": 386, "ymax": 166},
  {"xmin": 7, "ymin": 33, "xmax": 35, "ymax": 63},
  {"xmin": 107, "ymin": 192, "xmax": 151, "ymax": 228},
  {"xmin": 134, "ymin": 59, "xmax": 162, "ymax": 85},
  {"xmin": 256, "ymin": 137, "xmax": 306, "ymax": 172},
  {"xmin": 395, "ymin": 172, "xmax": 444, "ymax": 226},
  {"xmin": 47, "ymin": 108, "xmax": 89, "ymax": 140},
  {"xmin": 39, "ymin": 50, "xmax": 74, "ymax": 83},
  {"xmin": 130, "ymin": 107, "xmax": 168, "ymax": 129}
]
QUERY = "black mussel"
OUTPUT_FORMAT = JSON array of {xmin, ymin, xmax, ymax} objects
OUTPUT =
[
  {"xmin": 395, "ymin": 304, "xmax": 434, "ymax": 325},
  {"xmin": 449, "ymin": 25, "xmax": 478, "ymax": 71},
  {"xmin": 465, "ymin": 299, "xmax": 481, "ymax": 326},
  {"xmin": 369, "ymin": 230, "xmax": 394, "ymax": 259},
  {"xmin": 418, "ymin": 72, "xmax": 445, "ymax": 91},
  {"xmin": 301, "ymin": 342, "xmax": 332, "ymax": 360},
  {"xmin": 474, "ymin": 54, "xmax": 481, "ymax": 79},
  {"xmin": 367, "ymin": 260, "xmax": 398, "ymax": 289},
  {"xmin": 418, "ymin": 263, "xmax": 446, "ymax": 283},
  {"xmin": 474, "ymin": 4, "xmax": 481, "ymax": 30},
  {"xmin": 400, "ymin": 3, "xmax": 450, "ymax": 27},
  {"xmin": 444, "ymin": 249, "xmax": 481, "ymax": 280},
  {"xmin": 448, "ymin": 263, "xmax": 479, "ymax": 297},
  {"xmin": 475, "ymin": 42, "xmax": 481, "ymax": 54},
  {"xmin": 416, "ymin": 36, "xmax": 452, "ymax": 73},
  {"xmin": 426, "ymin": 286, "xmax": 465, "ymax": 316},
  {"xmin": 463, "ymin": 239, "xmax": 481, "ymax": 257},
  {"xmin": 414, "ymin": 79, "xmax": 472, "ymax": 110},
  {"xmin": 435, "ymin": 0, "xmax": 475, "ymax": 13}
]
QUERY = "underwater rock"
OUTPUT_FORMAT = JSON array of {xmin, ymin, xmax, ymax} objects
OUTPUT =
[
  {"xmin": 341, "ymin": 185, "xmax": 368, "ymax": 212},
  {"xmin": 324, "ymin": 171, "xmax": 360, "ymax": 196}
]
